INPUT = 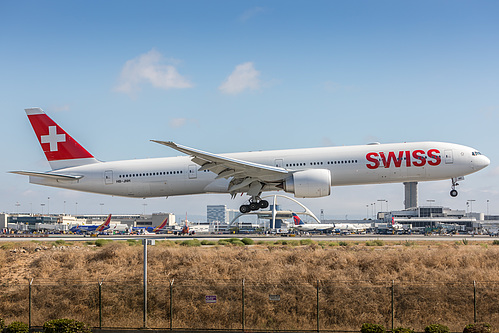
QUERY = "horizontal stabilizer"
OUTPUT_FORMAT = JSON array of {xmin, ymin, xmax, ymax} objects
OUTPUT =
[{"xmin": 10, "ymin": 171, "xmax": 83, "ymax": 181}]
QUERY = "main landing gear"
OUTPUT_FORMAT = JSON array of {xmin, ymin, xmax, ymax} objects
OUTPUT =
[
  {"xmin": 239, "ymin": 198, "xmax": 269, "ymax": 214},
  {"xmin": 450, "ymin": 178, "xmax": 459, "ymax": 197}
]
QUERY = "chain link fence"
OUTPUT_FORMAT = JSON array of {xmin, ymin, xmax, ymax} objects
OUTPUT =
[{"xmin": 1, "ymin": 280, "xmax": 497, "ymax": 331}]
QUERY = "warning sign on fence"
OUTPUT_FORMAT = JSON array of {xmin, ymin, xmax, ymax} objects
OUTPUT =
[
  {"xmin": 205, "ymin": 295, "xmax": 217, "ymax": 303},
  {"xmin": 269, "ymin": 294, "xmax": 280, "ymax": 301}
]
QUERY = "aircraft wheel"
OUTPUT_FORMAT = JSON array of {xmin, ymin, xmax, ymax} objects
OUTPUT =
[
  {"xmin": 240, "ymin": 205, "xmax": 250, "ymax": 214},
  {"xmin": 259, "ymin": 200, "xmax": 269, "ymax": 209},
  {"xmin": 249, "ymin": 202, "xmax": 260, "ymax": 211},
  {"xmin": 450, "ymin": 189, "xmax": 458, "ymax": 197}
]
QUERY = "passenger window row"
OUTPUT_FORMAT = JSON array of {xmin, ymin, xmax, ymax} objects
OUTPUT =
[
  {"xmin": 285, "ymin": 160, "xmax": 358, "ymax": 167},
  {"xmin": 118, "ymin": 170, "xmax": 183, "ymax": 178}
]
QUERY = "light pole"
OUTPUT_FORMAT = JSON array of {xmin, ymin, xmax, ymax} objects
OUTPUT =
[
  {"xmin": 427, "ymin": 199, "xmax": 435, "ymax": 218},
  {"xmin": 366, "ymin": 205, "xmax": 369, "ymax": 219},
  {"xmin": 100, "ymin": 203, "xmax": 104, "ymax": 215},
  {"xmin": 467, "ymin": 200, "xmax": 476, "ymax": 215},
  {"xmin": 486, "ymin": 200, "xmax": 489, "ymax": 216},
  {"xmin": 75, "ymin": 202, "xmax": 78, "ymax": 216},
  {"xmin": 47, "ymin": 197, "xmax": 50, "ymax": 215},
  {"xmin": 15, "ymin": 202, "xmax": 20, "ymax": 214},
  {"xmin": 40, "ymin": 203, "xmax": 45, "ymax": 215},
  {"xmin": 142, "ymin": 203, "xmax": 147, "ymax": 215},
  {"xmin": 378, "ymin": 199, "xmax": 387, "ymax": 213}
]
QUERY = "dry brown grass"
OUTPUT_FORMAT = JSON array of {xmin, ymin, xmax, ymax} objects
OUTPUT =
[{"xmin": 0, "ymin": 240, "xmax": 498, "ymax": 331}]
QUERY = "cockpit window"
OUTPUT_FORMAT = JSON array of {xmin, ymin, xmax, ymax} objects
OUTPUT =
[{"xmin": 472, "ymin": 151, "xmax": 482, "ymax": 156}]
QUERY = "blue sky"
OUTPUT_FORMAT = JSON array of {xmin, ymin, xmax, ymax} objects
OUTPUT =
[{"xmin": 1, "ymin": 1, "xmax": 498, "ymax": 220}]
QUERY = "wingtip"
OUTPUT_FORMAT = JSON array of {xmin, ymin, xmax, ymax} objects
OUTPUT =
[{"xmin": 151, "ymin": 140, "xmax": 176, "ymax": 146}]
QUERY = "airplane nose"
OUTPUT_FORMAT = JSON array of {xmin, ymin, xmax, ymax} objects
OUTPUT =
[{"xmin": 476, "ymin": 155, "xmax": 491, "ymax": 170}]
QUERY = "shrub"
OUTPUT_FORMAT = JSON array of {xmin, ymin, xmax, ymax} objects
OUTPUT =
[
  {"xmin": 43, "ymin": 318, "xmax": 91, "ymax": 333},
  {"xmin": 200, "ymin": 240, "xmax": 216, "ymax": 245},
  {"xmin": 287, "ymin": 240, "xmax": 300, "ymax": 246},
  {"xmin": 394, "ymin": 327, "xmax": 415, "ymax": 333},
  {"xmin": 4, "ymin": 322, "xmax": 29, "ymax": 333},
  {"xmin": 180, "ymin": 239, "xmax": 201, "ymax": 247},
  {"xmin": 94, "ymin": 239, "xmax": 112, "ymax": 247},
  {"xmin": 241, "ymin": 238, "xmax": 254, "ymax": 245},
  {"xmin": 366, "ymin": 240, "xmax": 384, "ymax": 246},
  {"xmin": 300, "ymin": 239, "xmax": 314, "ymax": 246},
  {"xmin": 463, "ymin": 323, "xmax": 492, "ymax": 333},
  {"xmin": 54, "ymin": 239, "xmax": 66, "ymax": 246},
  {"xmin": 226, "ymin": 238, "xmax": 242, "ymax": 244},
  {"xmin": 339, "ymin": 241, "xmax": 349, "ymax": 246},
  {"xmin": 424, "ymin": 324, "xmax": 450, "ymax": 333},
  {"xmin": 361, "ymin": 323, "xmax": 386, "ymax": 333},
  {"xmin": 157, "ymin": 240, "xmax": 176, "ymax": 247},
  {"xmin": 492, "ymin": 240, "xmax": 499, "ymax": 245},
  {"xmin": 0, "ymin": 318, "xmax": 5, "ymax": 329}
]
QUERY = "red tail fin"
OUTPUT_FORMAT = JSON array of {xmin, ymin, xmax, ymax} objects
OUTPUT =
[
  {"xmin": 96, "ymin": 214, "xmax": 112, "ymax": 232},
  {"xmin": 25, "ymin": 108, "xmax": 98, "ymax": 169},
  {"xmin": 153, "ymin": 218, "xmax": 168, "ymax": 232}
]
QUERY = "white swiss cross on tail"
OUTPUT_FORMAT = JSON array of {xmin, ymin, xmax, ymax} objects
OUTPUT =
[
  {"xmin": 41, "ymin": 126, "xmax": 66, "ymax": 152},
  {"xmin": 24, "ymin": 108, "xmax": 97, "ymax": 169}
]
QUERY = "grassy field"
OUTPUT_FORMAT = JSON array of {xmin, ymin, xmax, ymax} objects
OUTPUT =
[{"xmin": 0, "ymin": 239, "xmax": 498, "ymax": 331}]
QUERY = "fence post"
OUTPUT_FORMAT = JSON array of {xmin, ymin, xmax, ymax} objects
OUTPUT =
[
  {"xmin": 391, "ymin": 280, "xmax": 395, "ymax": 331},
  {"xmin": 170, "ymin": 279, "xmax": 174, "ymax": 331},
  {"xmin": 143, "ymin": 240, "xmax": 148, "ymax": 328},
  {"xmin": 473, "ymin": 280, "xmax": 477, "ymax": 323},
  {"xmin": 242, "ymin": 279, "xmax": 245, "ymax": 332},
  {"xmin": 28, "ymin": 278, "xmax": 33, "ymax": 331},
  {"xmin": 98, "ymin": 279, "xmax": 103, "ymax": 329},
  {"xmin": 316, "ymin": 279, "xmax": 320, "ymax": 333}
]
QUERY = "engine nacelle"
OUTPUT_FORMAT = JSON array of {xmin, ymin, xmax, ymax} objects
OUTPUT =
[{"xmin": 282, "ymin": 169, "xmax": 331, "ymax": 198}]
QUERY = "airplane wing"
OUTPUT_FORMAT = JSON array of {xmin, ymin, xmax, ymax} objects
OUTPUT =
[
  {"xmin": 151, "ymin": 140, "xmax": 289, "ymax": 196},
  {"xmin": 10, "ymin": 171, "xmax": 83, "ymax": 181}
]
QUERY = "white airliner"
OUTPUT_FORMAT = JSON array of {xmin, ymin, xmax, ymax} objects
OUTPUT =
[
  {"xmin": 292, "ymin": 213, "xmax": 370, "ymax": 232},
  {"xmin": 11, "ymin": 108, "xmax": 490, "ymax": 214}
]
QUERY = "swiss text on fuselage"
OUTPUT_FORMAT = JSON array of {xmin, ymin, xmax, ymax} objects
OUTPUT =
[{"xmin": 366, "ymin": 149, "xmax": 441, "ymax": 170}]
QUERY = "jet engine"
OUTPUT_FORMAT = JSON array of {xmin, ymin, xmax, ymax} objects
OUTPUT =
[{"xmin": 282, "ymin": 169, "xmax": 331, "ymax": 198}]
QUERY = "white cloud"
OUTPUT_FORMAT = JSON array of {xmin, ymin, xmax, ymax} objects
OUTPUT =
[
  {"xmin": 239, "ymin": 7, "xmax": 265, "ymax": 22},
  {"xmin": 51, "ymin": 105, "xmax": 71, "ymax": 113},
  {"xmin": 323, "ymin": 81, "xmax": 341, "ymax": 93},
  {"xmin": 323, "ymin": 80, "xmax": 355, "ymax": 93},
  {"xmin": 219, "ymin": 62, "xmax": 261, "ymax": 95},
  {"xmin": 169, "ymin": 118, "xmax": 187, "ymax": 128},
  {"xmin": 115, "ymin": 49, "xmax": 192, "ymax": 96},
  {"xmin": 490, "ymin": 166, "xmax": 499, "ymax": 176}
]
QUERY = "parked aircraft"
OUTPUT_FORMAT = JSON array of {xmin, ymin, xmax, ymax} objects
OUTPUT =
[
  {"xmin": 293, "ymin": 213, "xmax": 336, "ymax": 231},
  {"xmin": 69, "ymin": 214, "xmax": 111, "ymax": 234},
  {"xmin": 12, "ymin": 108, "xmax": 490, "ymax": 213},
  {"xmin": 131, "ymin": 217, "xmax": 169, "ymax": 234},
  {"xmin": 293, "ymin": 213, "xmax": 372, "ymax": 233}
]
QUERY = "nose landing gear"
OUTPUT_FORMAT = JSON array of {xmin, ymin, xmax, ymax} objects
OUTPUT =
[{"xmin": 450, "ymin": 178, "xmax": 460, "ymax": 197}]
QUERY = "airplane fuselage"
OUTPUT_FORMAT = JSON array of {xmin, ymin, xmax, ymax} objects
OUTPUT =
[{"xmin": 29, "ymin": 141, "xmax": 489, "ymax": 198}]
